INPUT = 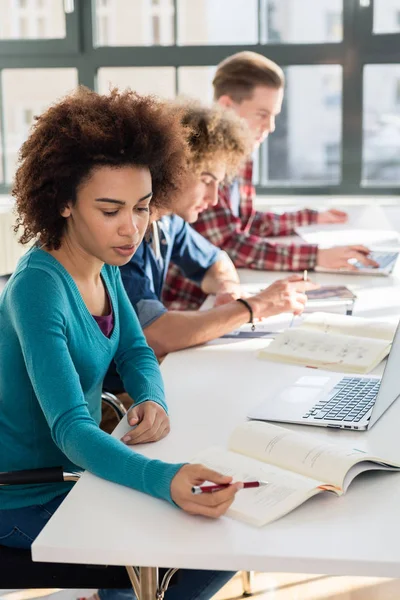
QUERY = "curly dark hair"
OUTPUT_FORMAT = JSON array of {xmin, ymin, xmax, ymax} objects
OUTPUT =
[
  {"xmin": 13, "ymin": 86, "xmax": 190, "ymax": 249},
  {"xmin": 176, "ymin": 99, "xmax": 252, "ymax": 179}
]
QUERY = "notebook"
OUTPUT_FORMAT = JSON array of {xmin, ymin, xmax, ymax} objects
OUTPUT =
[
  {"xmin": 258, "ymin": 312, "xmax": 396, "ymax": 374},
  {"xmin": 305, "ymin": 285, "xmax": 356, "ymax": 315},
  {"xmin": 192, "ymin": 420, "xmax": 400, "ymax": 527}
]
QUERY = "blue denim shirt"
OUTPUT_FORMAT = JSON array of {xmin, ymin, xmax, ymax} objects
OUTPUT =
[{"xmin": 104, "ymin": 214, "xmax": 222, "ymax": 392}]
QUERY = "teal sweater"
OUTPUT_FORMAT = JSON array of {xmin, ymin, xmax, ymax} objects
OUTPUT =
[{"xmin": 0, "ymin": 247, "xmax": 183, "ymax": 509}]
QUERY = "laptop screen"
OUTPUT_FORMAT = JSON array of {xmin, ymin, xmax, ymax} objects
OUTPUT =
[{"xmin": 369, "ymin": 319, "xmax": 400, "ymax": 427}]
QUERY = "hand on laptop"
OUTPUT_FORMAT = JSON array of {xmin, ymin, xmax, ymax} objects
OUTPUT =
[
  {"xmin": 250, "ymin": 275, "xmax": 318, "ymax": 319},
  {"xmin": 317, "ymin": 245, "xmax": 380, "ymax": 271},
  {"xmin": 317, "ymin": 208, "xmax": 348, "ymax": 224}
]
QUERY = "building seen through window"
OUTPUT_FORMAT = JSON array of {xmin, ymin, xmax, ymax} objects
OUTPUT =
[{"xmin": 1, "ymin": 0, "xmax": 400, "ymax": 188}]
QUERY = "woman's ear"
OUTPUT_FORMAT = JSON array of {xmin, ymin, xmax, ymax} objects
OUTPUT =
[{"xmin": 60, "ymin": 204, "xmax": 72, "ymax": 218}]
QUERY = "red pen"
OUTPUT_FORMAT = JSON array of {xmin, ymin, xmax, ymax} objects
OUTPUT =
[{"xmin": 191, "ymin": 480, "xmax": 268, "ymax": 495}]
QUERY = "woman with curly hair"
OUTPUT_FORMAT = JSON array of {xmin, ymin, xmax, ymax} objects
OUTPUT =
[{"xmin": 0, "ymin": 88, "xmax": 239, "ymax": 599}]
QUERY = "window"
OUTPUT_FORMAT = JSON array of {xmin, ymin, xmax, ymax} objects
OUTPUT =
[
  {"xmin": 147, "ymin": 0, "xmax": 174, "ymax": 46},
  {"xmin": 97, "ymin": 67, "xmax": 176, "ymax": 98},
  {"xmin": 178, "ymin": 0, "xmax": 258, "ymax": 46},
  {"xmin": 178, "ymin": 66, "xmax": 216, "ymax": 104},
  {"xmin": 1, "ymin": 0, "xmax": 400, "ymax": 196},
  {"xmin": 3, "ymin": 0, "xmax": 66, "ymax": 40},
  {"xmin": 373, "ymin": 0, "xmax": 400, "ymax": 34},
  {"xmin": 95, "ymin": 0, "xmax": 174, "ymax": 47},
  {"xmin": 95, "ymin": 0, "xmax": 115, "ymax": 46},
  {"xmin": 326, "ymin": 11, "xmax": 342, "ymax": 41},
  {"xmin": 2, "ymin": 68, "xmax": 78, "ymax": 183},
  {"xmin": 260, "ymin": 0, "xmax": 343, "ymax": 44},
  {"xmin": 263, "ymin": 66, "xmax": 342, "ymax": 185},
  {"xmin": 363, "ymin": 65, "xmax": 400, "ymax": 185}
]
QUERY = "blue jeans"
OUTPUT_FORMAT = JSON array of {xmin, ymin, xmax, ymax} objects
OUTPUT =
[{"xmin": 0, "ymin": 493, "xmax": 235, "ymax": 600}]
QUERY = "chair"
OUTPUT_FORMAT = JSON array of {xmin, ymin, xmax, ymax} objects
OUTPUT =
[{"xmin": 0, "ymin": 393, "xmax": 134, "ymax": 590}]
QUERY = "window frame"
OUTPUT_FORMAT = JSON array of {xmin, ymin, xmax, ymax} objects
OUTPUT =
[{"xmin": 0, "ymin": 0, "xmax": 400, "ymax": 196}]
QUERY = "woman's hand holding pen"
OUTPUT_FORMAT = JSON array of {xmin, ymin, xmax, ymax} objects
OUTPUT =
[
  {"xmin": 171, "ymin": 464, "xmax": 243, "ymax": 518},
  {"xmin": 248, "ymin": 274, "xmax": 317, "ymax": 320}
]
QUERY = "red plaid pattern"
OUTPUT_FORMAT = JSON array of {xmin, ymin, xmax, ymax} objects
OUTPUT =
[{"xmin": 163, "ymin": 160, "xmax": 319, "ymax": 310}]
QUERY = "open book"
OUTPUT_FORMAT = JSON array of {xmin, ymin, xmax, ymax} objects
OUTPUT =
[
  {"xmin": 192, "ymin": 420, "xmax": 400, "ymax": 527},
  {"xmin": 258, "ymin": 312, "xmax": 397, "ymax": 374}
]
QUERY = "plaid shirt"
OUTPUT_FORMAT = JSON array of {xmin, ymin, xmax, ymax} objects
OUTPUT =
[{"xmin": 163, "ymin": 159, "xmax": 319, "ymax": 311}]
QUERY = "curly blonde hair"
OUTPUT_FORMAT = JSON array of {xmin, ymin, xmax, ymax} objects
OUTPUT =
[{"xmin": 174, "ymin": 99, "xmax": 252, "ymax": 179}]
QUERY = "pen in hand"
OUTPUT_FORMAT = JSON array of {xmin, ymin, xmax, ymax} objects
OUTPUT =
[
  {"xmin": 192, "ymin": 480, "xmax": 268, "ymax": 495},
  {"xmin": 290, "ymin": 270, "xmax": 308, "ymax": 328}
]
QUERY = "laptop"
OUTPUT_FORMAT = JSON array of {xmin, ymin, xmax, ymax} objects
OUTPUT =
[
  {"xmin": 248, "ymin": 321, "xmax": 400, "ymax": 431},
  {"xmin": 315, "ymin": 249, "xmax": 399, "ymax": 276}
]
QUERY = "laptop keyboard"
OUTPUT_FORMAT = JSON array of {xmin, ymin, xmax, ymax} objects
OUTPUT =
[
  {"xmin": 303, "ymin": 377, "xmax": 381, "ymax": 423},
  {"xmin": 354, "ymin": 250, "xmax": 398, "ymax": 270}
]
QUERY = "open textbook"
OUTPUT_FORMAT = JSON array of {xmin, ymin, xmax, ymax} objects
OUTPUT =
[
  {"xmin": 258, "ymin": 312, "xmax": 397, "ymax": 374},
  {"xmin": 192, "ymin": 420, "xmax": 400, "ymax": 527}
]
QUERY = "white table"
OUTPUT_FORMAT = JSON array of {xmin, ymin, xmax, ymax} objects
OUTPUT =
[{"xmin": 31, "ymin": 265, "xmax": 400, "ymax": 598}]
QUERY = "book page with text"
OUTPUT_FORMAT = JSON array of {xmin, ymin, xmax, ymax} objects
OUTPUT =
[
  {"xmin": 192, "ymin": 446, "xmax": 324, "ymax": 526},
  {"xmin": 228, "ymin": 421, "xmax": 390, "ymax": 490},
  {"xmin": 258, "ymin": 328, "xmax": 390, "ymax": 373},
  {"xmin": 301, "ymin": 312, "xmax": 397, "ymax": 342}
]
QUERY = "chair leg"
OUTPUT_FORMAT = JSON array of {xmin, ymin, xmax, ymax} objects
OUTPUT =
[
  {"xmin": 241, "ymin": 570, "xmax": 255, "ymax": 597},
  {"xmin": 101, "ymin": 391, "xmax": 128, "ymax": 421}
]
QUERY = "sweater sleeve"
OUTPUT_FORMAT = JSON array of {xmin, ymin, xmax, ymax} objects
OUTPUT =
[
  {"xmin": 194, "ymin": 203, "xmax": 319, "ymax": 271},
  {"xmin": 9, "ymin": 270, "xmax": 183, "ymax": 504},
  {"xmin": 112, "ymin": 268, "xmax": 167, "ymax": 412},
  {"xmin": 249, "ymin": 208, "xmax": 319, "ymax": 237}
]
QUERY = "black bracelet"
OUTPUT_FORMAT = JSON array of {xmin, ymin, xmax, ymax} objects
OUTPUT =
[{"xmin": 236, "ymin": 298, "xmax": 255, "ymax": 331}]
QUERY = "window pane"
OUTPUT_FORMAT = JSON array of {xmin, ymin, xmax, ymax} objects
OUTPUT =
[
  {"xmin": 97, "ymin": 67, "xmax": 176, "ymax": 98},
  {"xmin": 261, "ymin": 0, "xmax": 343, "ymax": 44},
  {"xmin": 373, "ymin": 0, "xmax": 400, "ymax": 34},
  {"xmin": 265, "ymin": 65, "xmax": 342, "ymax": 185},
  {"xmin": 363, "ymin": 65, "xmax": 400, "ymax": 185},
  {"xmin": 0, "ymin": 0, "xmax": 66, "ymax": 40},
  {"xmin": 2, "ymin": 68, "xmax": 78, "ymax": 183},
  {"xmin": 94, "ymin": 0, "xmax": 175, "ymax": 47},
  {"xmin": 177, "ymin": 0, "xmax": 258, "ymax": 45},
  {"xmin": 178, "ymin": 66, "xmax": 216, "ymax": 104}
]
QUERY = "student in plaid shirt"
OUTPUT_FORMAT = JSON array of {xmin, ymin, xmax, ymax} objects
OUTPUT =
[{"xmin": 163, "ymin": 52, "xmax": 378, "ymax": 310}]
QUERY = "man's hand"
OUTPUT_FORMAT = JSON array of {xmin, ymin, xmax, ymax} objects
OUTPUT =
[
  {"xmin": 121, "ymin": 401, "xmax": 170, "ymax": 445},
  {"xmin": 317, "ymin": 245, "xmax": 379, "ymax": 271},
  {"xmin": 317, "ymin": 209, "xmax": 348, "ymax": 224},
  {"xmin": 250, "ymin": 275, "xmax": 318, "ymax": 319},
  {"xmin": 171, "ymin": 464, "xmax": 243, "ymax": 517}
]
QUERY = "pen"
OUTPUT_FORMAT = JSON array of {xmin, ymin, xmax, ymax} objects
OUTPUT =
[
  {"xmin": 191, "ymin": 480, "xmax": 268, "ymax": 495},
  {"xmin": 290, "ymin": 270, "xmax": 308, "ymax": 328}
]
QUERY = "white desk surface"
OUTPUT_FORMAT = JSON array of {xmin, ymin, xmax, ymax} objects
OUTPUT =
[{"xmin": 32, "ymin": 225, "xmax": 400, "ymax": 577}]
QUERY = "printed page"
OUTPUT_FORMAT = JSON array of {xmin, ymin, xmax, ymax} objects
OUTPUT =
[
  {"xmin": 301, "ymin": 312, "xmax": 397, "ymax": 342},
  {"xmin": 192, "ymin": 446, "xmax": 324, "ymax": 527},
  {"xmin": 228, "ymin": 421, "xmax": 398, "ymax": 490},
  {"xmin": 258, "ymin": 328, "xmax": 391, "ymax": 373}
]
